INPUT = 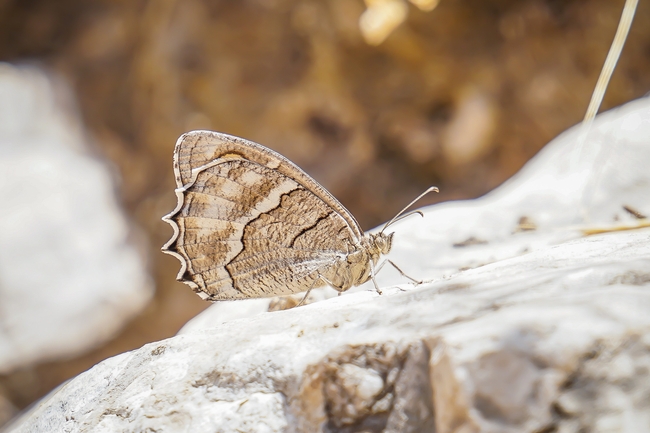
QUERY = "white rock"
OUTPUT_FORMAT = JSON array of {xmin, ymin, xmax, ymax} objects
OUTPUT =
[
  {"xmin": 6, "ymin": 97, "xmax": 650, "ymax": 432},
  {"xmin": 0, "ymin": 63, "xmax": 152, "ymax": 374}
]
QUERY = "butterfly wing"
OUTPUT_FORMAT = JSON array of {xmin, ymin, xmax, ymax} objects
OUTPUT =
[{"xmin": 162, "ymin": 130, "xmax": 364, "ymax": 300}]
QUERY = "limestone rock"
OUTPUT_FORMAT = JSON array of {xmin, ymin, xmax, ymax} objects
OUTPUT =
[{"xmin": 5, "ymin": 97, "xmax": 650, "ymax": 432}]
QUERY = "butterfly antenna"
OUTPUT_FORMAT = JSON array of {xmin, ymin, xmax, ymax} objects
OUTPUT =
[
  {"xmin": 381, "ymin": 186, "xmax": 439, "ymax": 234},
  {"xmin": 387, "ymin": 210, "xmax": 424, "ymax": 226}
]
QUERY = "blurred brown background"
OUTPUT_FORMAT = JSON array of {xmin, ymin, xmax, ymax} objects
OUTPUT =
[{"xmin": 0, "ymin": 0, "xmax": 648, "ymax": 425}]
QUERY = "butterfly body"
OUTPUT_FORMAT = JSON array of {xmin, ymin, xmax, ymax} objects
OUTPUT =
[
  {"xmin": 317, "ymin": 231, "xmax": 393, "ymax": 293},
  {"xmin": 162, "ymin": 131, "xmax": 393, "ymax": 301}
]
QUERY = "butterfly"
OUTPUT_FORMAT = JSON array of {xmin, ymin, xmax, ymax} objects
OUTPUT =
[{"xmin": 162, "ymin": 130, "xmax": 437, "ymax": 302}]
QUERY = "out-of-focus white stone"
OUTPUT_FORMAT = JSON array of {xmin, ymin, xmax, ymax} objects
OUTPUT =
[
  {"xmin": 0, "ymin": 63, "xmax": 152, "ymax": 374},
  {"xmin": 5, "ymin": 97, "xmax": 650, "ymax": 433}
]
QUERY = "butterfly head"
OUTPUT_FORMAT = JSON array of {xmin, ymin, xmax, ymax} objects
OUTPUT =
[
  {"xmin": 341, "ymin": 232, "xmax": 393, "ymax": 289},
  {"xmin": 370, "ymin": 232, "xmax": 393, "ymax": 256}
]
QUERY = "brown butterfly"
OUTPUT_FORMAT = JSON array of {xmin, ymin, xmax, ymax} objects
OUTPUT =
[{"xmin": 162, "ymin": 131, "xmax": 436, "ymax": 302}]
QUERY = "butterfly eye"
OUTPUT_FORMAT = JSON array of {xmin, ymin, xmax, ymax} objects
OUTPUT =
[{"xmin": 375, "ymin": 233, "xmax": 392, "ymax": 254}]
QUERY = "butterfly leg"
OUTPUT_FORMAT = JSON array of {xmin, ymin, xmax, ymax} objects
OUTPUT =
[
  {"xmin": 316, "ymin": 273, "xmax": 356, "ymax": 297},
  {"xmin": 296, "ymin": 273, "xmax": 347, "ymax": 306},
  {"xmin": 318, "ymin": 274, "xmax": 342, "ymax": 292},
  {"xmin": 296, "ymin": 275, "xmax": 323, "ymax": 307},
  {"xmin": 376, "ymin": 260, "xmax": 422, "ymax": 284},
  {"xmin": 294, "ymin": 274, "xmax": 330, "ymax": 308},
  {"xmin": 369, "ymin": 261, "xmax": 383, "ymax": 295}
]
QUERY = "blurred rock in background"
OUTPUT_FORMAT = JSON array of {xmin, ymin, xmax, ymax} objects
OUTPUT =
[
  {"xmin": 0, "ymin": 0, "xmax": 648, "ymax": 427},
  {"xmin": 0, "ymin": 63, "xmax": 152, "ymax": 425}
]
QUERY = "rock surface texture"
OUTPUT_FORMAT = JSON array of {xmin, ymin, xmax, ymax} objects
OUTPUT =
[{"xmin": 6, "ymin": 98, "xmax": 650, "ymax": 432}]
